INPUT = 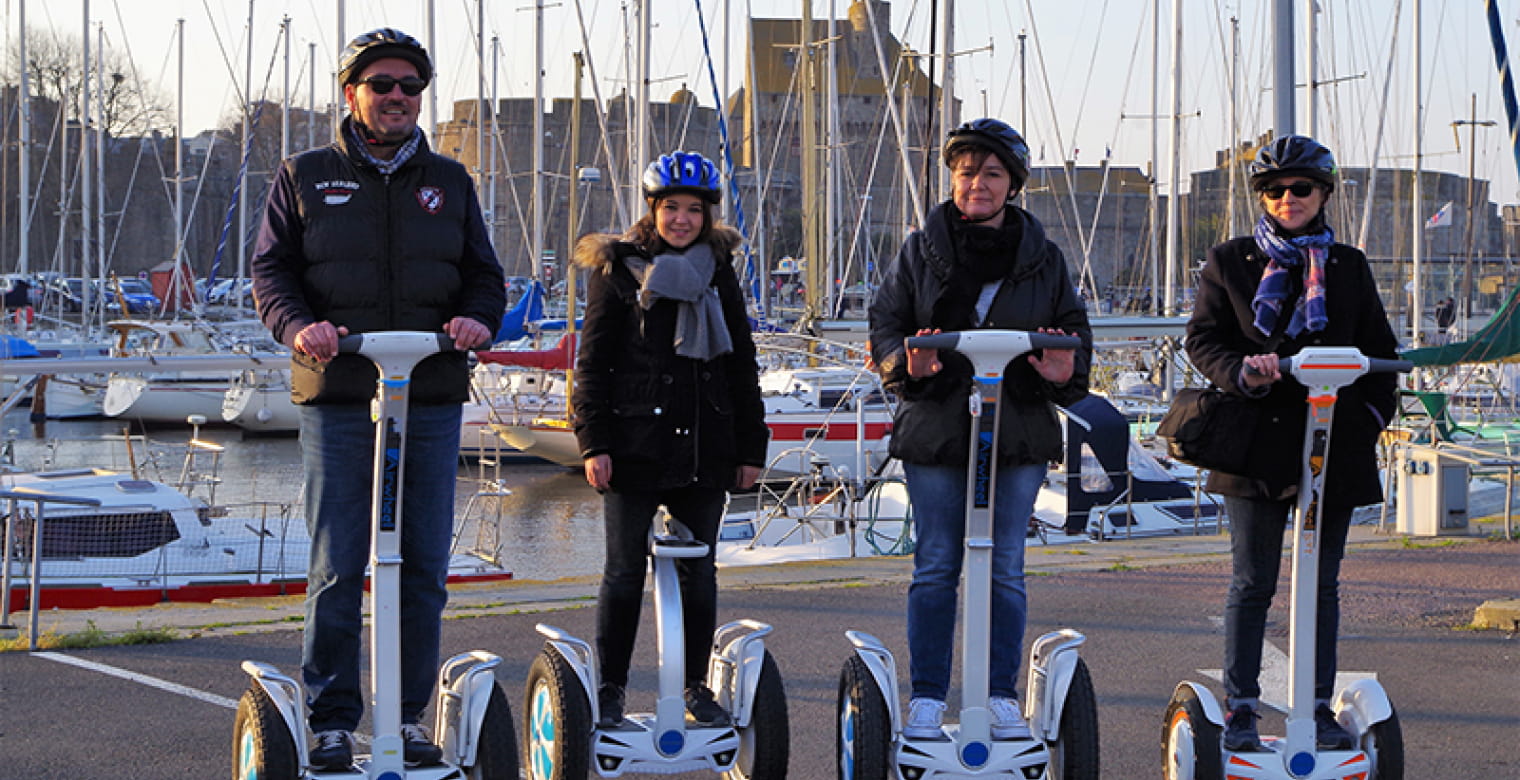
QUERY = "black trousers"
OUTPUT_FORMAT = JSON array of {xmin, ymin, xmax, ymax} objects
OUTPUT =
[{"xmin": 596, "ymin": 484, "xmax": 725, "ymax": 689}]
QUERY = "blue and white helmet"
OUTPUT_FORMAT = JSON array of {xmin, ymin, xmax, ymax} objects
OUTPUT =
[{"xmin": 642, "ymin": 151, "xmax": 722, "ymax": 204}]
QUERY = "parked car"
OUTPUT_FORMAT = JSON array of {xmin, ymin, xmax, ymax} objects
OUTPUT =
[
  {"xmin": 206, "ymin": 277, "xmax": 254, "ymax": 307},
  {"xmin": 110, "ymin": 278, "xmax": 161, "ymax": 314}
]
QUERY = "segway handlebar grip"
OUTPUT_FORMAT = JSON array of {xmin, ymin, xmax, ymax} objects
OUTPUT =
[
  {"xmin": 903, "ymin": 330, "xmax": 1082, "ymax": 353},
  {"xmin": 337, "ymin": 331, "xmax": 459, "ymax": 356}
]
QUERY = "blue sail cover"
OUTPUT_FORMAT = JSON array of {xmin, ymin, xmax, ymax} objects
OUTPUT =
[
  {"xmin": 1, "ymin": 335, "xmax": 40, "ymax": 359},
  {"xmin": 496, "ymin": 280, "xmax": 547, "ymax": 343}
]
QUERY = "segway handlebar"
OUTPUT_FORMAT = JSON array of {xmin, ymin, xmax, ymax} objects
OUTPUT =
[
  {"xmin": 904, "ymin": 329, "xmax": 1083, "ymax": 380},
  {"xmin": 337, "ymin": 331, "xmax": 458, "ymax": 357},
  {"xmin": 1270, "ymin": 347, "xmax": 1412, "ymax": 393}
]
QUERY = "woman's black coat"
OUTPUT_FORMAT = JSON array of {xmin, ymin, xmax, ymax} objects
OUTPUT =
[
  {"xmin": 869, "ymin": 202, "xmax": 1092, "ymax": 467},
  {"xmin": 571, "ymin": 226, "xmax": 770, "ymax": 492},
  {"xmin": 1185, "ymin": 236, "xmax": 1399, "ymax": 507}
]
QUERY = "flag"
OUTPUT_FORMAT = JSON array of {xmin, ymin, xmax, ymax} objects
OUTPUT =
[{"xmin": 1425, "ymin": 201, "xmax": 1454, "ymax": 228}]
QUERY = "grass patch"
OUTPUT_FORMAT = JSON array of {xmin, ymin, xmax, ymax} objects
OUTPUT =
[
  {"xmin": 1104, "ymin": 562, "xmax": 1136, "ymax": 572},
  {"xmin": 1396, "ymin": 536, "xmax": 1460, "ymax": 549},
  {"xmin": 0, "ymin": 621, "xmax": 177, "ymax": 652}
]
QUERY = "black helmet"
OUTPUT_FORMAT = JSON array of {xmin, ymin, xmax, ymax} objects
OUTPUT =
[
  {"xmin": 338, "ymin": 28, "xmax": 433, "ymax": 88},
  {"xmin": 943, "ymin": 118, "xmax": 1031, "ymax": 192},
  {"xmin": 1249, "ymin": 134, "xmax": 1337, "ymax": 192},
  {"xmin": 642, "ymin": 151, "xmax": 722, "ymax": 204}
]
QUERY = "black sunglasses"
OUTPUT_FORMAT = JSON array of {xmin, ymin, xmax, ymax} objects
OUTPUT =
[
  {"xmin": 1260, "ymin": 181, "xmax": 1319, "ymax": 200},
  {"xmin": 359, "ymin": 75, "xmax": 427, "ymax": 96}
]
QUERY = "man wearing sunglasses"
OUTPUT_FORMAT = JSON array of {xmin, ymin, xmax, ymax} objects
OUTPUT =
[{"xmin": 251, "ymin": 26, "xmax": 505, "ymax": 772}]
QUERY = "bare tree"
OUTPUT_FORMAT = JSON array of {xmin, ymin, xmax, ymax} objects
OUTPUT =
[{"xmin": 8, "ymin": 27, "xmax": 170, "ymax": 138}]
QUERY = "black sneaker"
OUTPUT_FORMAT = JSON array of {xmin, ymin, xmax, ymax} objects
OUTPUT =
[
  {"xmin": 400, "ymin": 722, "xmax": 443, "ymax": 766},
  {"xmin": 684, "ymin": 683, "xmax": 732, "ymax": 727},
  {"xmin": 1222, "ymin": 705, "xmax": 1262, "ymax": 752},
  {"xmin": 598, "ymin": 683, "xmax": 626, "ymax": 728},
  {"xmin": 1315, "ymin": 704, "xmax": 1354, "ymax": 750},
  {"xmin": 309, "ymin": 729, "xmax": 355, "ymax": 772}
]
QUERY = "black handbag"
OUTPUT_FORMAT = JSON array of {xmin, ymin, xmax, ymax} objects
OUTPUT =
[
  {"xmin": 1156, "ymin": 386, "xmax": 1259, "ymax": 473},
  {"xmin": 1158, "ymin": 319, "xmax": 1289, "ymax": 474}
]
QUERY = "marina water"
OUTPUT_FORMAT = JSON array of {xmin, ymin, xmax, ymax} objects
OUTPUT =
[{"xmin": 0, "ymin": 409, "xmax": 608, "ymax": 582}]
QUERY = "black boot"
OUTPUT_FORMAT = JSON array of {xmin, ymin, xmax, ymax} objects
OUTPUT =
[
  {"xmin": 597, "ymin": 683, "xmax": 626, "ymax": 728},
  {"xmin": 1315, "ymin": 704, "xmax": 1355, "ymax": 750},
  {"xmin": 683, "ymin": 683, "xmax": 732, "ymax": 727},
  {"xmin": 1223, "ymin": 704, "xmax": 1262, "ymax": 752}
]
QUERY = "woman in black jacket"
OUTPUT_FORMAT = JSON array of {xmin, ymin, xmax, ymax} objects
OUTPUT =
[
  {"xmin": 571, "ymin": 151, "xmax": 769, "ymax": 729},
  {"xmin": 869, "ymin": 119, "xmax": 1091, "ymax": 740},
  {"xmin": 1185, "ymin": 134, "xmax": 1398, "ymax": 752}
]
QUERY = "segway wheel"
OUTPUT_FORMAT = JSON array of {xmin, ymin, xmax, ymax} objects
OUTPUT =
[
  {"xmin": 726, "ymin": 650, "xmax": 789, "ymax": 780},
  {"xmin": 231, "ymin": 684, "xmax": 297, "ymax": 780},
  {"xmin": 1363, "ymin": 709, "xmax": 1404, "ymax": 780},
  {"xmin": 524, "ymin": 649, "xmax": 592, "ymax": 780},
  {"xmin": 1046, "ymin": 657, "xmax": 1100, "ymax": 780},
  {"xmin": 836, "ymin": 654, "xmax": 891, "ymax": 780},
  {"xmin": 466, "ymin": 682, "xmax": 521, "ymax": 780},
  {"xmin": 1161, "ymin": 686, "xmax": 1222, "ymax": 780}
]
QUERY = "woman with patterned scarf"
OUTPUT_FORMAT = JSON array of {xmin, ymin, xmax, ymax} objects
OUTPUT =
[
  {"xmin": 1184, "ymin": 134, "xmax": 1399, "ymax": 753},
  {"xmin": 571, "ymin": 151, "xmax": 770, "ymax": 730}
]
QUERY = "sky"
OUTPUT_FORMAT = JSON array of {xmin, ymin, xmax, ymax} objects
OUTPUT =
[{"xmin": 14, "ymin": 0, "xmax": 1520, "ymax": 210}]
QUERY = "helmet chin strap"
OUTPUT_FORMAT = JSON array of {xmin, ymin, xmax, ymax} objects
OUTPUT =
[{"xmin": 353, "ymin": 119, "xmax": 401, "ymax": 148}]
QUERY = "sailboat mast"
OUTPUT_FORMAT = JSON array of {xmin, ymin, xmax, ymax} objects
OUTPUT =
[
  {"xmin": 1412, "ymin": 0, "xmax": 1423, "ymax": 346},
  {"xmin": 1227, "ymin": 15, "xmax": 1238, "ymax": 238},
  {"xmin": 937, "ymin": 0, "xmax": 954, "ymax": 201},
  {"xmin": 175, "ymin": 18, "xmax": 185, "ymax": 272},
  {"xmin": 426, "ymin": 0, "xmax": 438, "ymax": 139},
  {"xmin": 800, "ymin": 1, "xmax": 822, "ymax": 327},
  {"xmin": 634, "ymin": 0, "xmax": 651, "ymax": 219},
  {"xmin": 533, "ymin": 0, "xmax": 545, "ymax": 282},
  {"xmin": 18, "ymin": 0, "xmax": 29, "ymax": 276},
  {"xmin": 1163, "ymin": 0, "xmax": 1181, "ymax": 317},
  {"xmin": 239, "ymin": 0, "xmax": 252, "ymax": 285},
  {"xmin": 81, "ymin": 0, "xmax": 93, "ymax": 315},
  {"xmin": 1272, "ymin": 0, "xmax": 1294, "ymax": 133},
  {"xmin": 1304, "ymin": 0, "xmax": 1318, "ymax": 135},
  {"xmin": 281, "ymin": 17, "xmax": 291, "ymax": 162},
  {"xmin": 1148, "ymin": 0, "xmax": 1159, "ymax": 315}
]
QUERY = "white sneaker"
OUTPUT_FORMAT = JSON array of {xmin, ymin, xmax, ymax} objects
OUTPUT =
[
  {"xmin": 903, "ymin": 697, "xmax": 947, "ymax": 739},
  {"xmin": 988, "ymin": 696, "xmax": 1033, "ymax": 740}
]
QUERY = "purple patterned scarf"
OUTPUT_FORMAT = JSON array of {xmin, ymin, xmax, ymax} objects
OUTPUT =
[{"xmin": 1251, "ymin": 215, "xmax": 1332, "ymax": 338}]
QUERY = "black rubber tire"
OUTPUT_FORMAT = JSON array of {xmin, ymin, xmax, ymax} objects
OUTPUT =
[
  {"xmin": 1160, "ymin": 685, "xmax": 1222, "ymax": 780},
  {"xmin": 1365, "ymin": 708, "xmax": 1405, "ymax": 780},
  {"xmin": 523, "ymin": 648, "xmax": 592, "ymax": 780},
  {"xmin": 466, "ymin": 682, "xmax": 521, "ymax": 780},
  {"xmin": 231, "ymin": 684, "xmax": 298, "ymax": 780},
  {"xmin": 1047, "ymin": 657, "xmax": 1101, "ymax": 780},
  {"xmin": 727, "ymin": 650, "xmax": 790, "ymax": 780},
  {"xmin": 836, "ymin": 654, "xmax": 891, "ymax": 780}
]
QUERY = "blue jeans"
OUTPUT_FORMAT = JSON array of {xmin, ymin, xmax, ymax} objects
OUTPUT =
[
  {"xmin": 1223, "ymin": 495, "xmax": 1351, "ymax": 706},
  {"xmin": 300, "ymin": 402, "xmax": 462, "ymax": 732},
  {"xmin": 596, "ymin": 485, "xmax": 725, "ymax": 689},
  {"xmin": 905, "ymin": 460, "xmax": 1044, "ymax": 701}
]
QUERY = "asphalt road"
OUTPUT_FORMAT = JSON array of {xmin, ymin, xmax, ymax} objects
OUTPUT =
[{"xmin": 0, "ymin": 541, "xmax": 1515, "ymax": 779}]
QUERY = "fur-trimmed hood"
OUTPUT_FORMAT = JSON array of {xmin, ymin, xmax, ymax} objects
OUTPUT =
[{"xmin": 573, "ymin": 224, "xmax": 745, "ymax": 271}]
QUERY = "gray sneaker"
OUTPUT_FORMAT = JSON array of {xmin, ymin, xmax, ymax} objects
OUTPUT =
[
  {"xmin": 988, "ymin": 696, "xmax": 1033, "ymax": 740},
  {"xmin": 400, "ymin": 722, "xmax": 442, "ymax": 766},
  {"xmin": 902, "ymin": 697, "xmax": 947, "ymax": 739}
]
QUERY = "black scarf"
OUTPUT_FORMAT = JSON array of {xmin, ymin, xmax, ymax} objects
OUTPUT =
[{"xmin": 930, "ymin": 209, "xmax": 1023, "ymax": 331}]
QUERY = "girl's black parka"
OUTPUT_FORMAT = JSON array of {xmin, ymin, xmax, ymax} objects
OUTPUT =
[{"xmin": 570, "ymin": 225, "xmax": 770, "ymax": 492}]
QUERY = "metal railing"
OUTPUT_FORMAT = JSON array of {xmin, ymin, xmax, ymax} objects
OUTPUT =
[{"xmin": 1, "ymin": 489, "xmax": 103, "ymax": 652}]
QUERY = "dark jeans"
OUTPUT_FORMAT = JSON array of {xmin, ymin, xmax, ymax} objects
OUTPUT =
[
  {"xmin": 299, "ymin": 403, "xmax": 462, "ymax": 732},
  {"xmin": 904, "ymin": 460, "xmax": 1044, "ymax": 701},
  {"xmin": 596, "ymin": 485, "xmax": 725, "ymax": 689},
  {"xmin": 1223, "ymin": 495, "xmax": 1351, "ymax": 706}
]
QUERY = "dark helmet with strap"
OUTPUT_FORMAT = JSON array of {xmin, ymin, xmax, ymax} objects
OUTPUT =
[
  {"xmin": 1249, "ymin": 134, "xmax": 1337, "ymax": 192},
  {"xmin": 642, "ymin": 151, "xmax": 722, "ymax": 204},
  {"xmin": 338, "ymin": 28, "xmax": 433, "ymax": 88},
  {"xmin": 943, "ymin": 118, "xmax": 1031, "ymax": 192}
]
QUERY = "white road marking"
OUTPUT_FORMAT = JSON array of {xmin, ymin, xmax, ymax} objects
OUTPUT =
[{"xmin": 35, "ymin": 651, "xmax": 240, "ymax": 709}]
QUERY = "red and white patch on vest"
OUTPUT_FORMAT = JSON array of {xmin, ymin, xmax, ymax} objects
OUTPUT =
[{"xmin": 416, "ymin": 186, "xmax": 445, "ymax": 214}]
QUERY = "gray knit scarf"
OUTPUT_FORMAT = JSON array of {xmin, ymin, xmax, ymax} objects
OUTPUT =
[
  {"xmin": 347, "ymin": 121, "xmax": 422, "ymax": 175},
  {"xmin": 625, "ymin": 243, "xmax": 733, "ymax": 361}
]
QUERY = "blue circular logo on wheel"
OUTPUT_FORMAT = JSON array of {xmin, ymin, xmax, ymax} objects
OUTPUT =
[
  {"xmin": 1289, "ymin": 751, "xmax": 1316, "ymax": 776},
  {"xmin": 961, "ymin": 741, "xmax": 990, "ymax": 768}
]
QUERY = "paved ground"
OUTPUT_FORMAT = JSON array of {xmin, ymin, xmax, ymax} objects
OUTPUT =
[{"xmin": 1, "ymin": 524, "xmax": 1516, "ymax": 779}]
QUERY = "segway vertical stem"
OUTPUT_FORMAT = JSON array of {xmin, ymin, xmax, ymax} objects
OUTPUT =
[{"xmin": 341, "ymin": 331, "xmax": 454, "ymax": 776}]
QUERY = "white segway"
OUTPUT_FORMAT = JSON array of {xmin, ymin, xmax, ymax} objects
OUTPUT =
[
  {"xmin": 233, "ymin": 332, "xmax": 518, "ymax": 780},
  {"xmin": 1163, "ymin": 346, "xmax": 1409, "ymax": 780},
  {"xmin": 524, "ymin": 511, "xmax": 789, "ymax": 780},
  {"xmin": 838, "ymin": 329, "xmax": 1101, "ymax": 780}
]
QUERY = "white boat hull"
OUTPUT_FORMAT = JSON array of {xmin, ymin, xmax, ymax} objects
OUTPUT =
[{"xmin": 103, "ymin": 375, "xmax": 229, "ymax": 423}]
